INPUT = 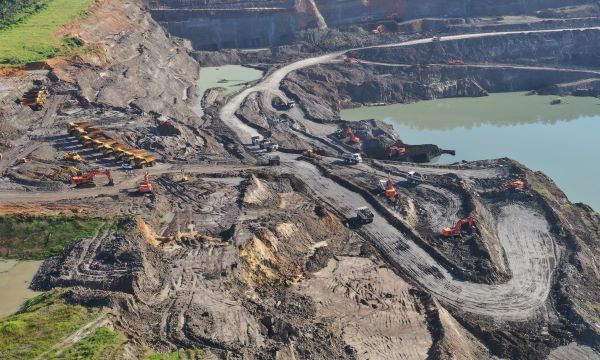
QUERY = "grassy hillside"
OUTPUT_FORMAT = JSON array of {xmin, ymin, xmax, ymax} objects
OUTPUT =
[
  {"xmin": 0, "ymin": 0, "xmax": 93, "ymax": 66},
  {"xmin": 0, "ymin": 215, "xmax": 108, "ymax": 259},
  {"xmin": 0, "ymin": 290, "xmax": 106, "ymax": 359}
]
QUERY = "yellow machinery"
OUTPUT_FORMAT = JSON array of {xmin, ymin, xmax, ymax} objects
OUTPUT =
[
  {"xmin": 21, "ymin": 87, "xmax": 47, "ymax": 111},
  {"xmin": 181, "ymin": 169, "xmax": 189, "ymax": 182},
  {"xmin": 63, "ymin": 152, "xmax": 83, "ymax": 163},
  {"xmin": 304, "ymin": 149, "xmax": 321, "ymax": 160}
]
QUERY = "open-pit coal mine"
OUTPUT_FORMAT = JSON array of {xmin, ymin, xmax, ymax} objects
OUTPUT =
[{"xmin": 0, "ymin": 0, "xmax": 599, "ymax": 359}]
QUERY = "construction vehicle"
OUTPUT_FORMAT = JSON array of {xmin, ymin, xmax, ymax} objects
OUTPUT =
[
  {"xmin": 303, "ymin": 149, "xmax": 321, "ymax": 160},
  {"xmin": 388, "ymin": 146, "xmax": 406, "ymax": 158},
  {"xmin": 447, "ymin": 58, "xmax": 464, "ymax": 65},
  {"xmin": 342, "ymin": 153, "xmax": 362, "ymax": 165},
  {"xmin": 442, "ymin": 217, "xmax": 475, "ymax": 237},
  {"xmin": 251, "ymin": 135, "xmax": 263, "ymax": 145},
  {"xmin": 21, "ymin": 87, "xmax": 47, "ymax": 111},
  {"xmin": 71, "ymin": 169, "xmax": 114, "ymax": 188},
  {"xmin": 347, "ymin": 127, "xmax": 361, "ymax": 144},
  {"xmin": 500, "ymin": 179, "xmax": 526, "ymax": 191},
  {"xmin": 355, "ymin": 207, "xmax": 374, "ymax": 225},
  {"xmin": 180, "ymin": 170, "xmax": 189, "ymax": 182},
  {"xmin": 344, "ymin": 56, "xmax": 360, "ymax": 63},
  {"xmin": 432, "ymin": 36, "xmax": 441, "ymax": 43},
  {"xmin": 272, "ymin": 97, "xmax": 295, "ymax": 110},
  {"xmin": 138, "ymin": 171, "xmax": 153, "ymax": 194},
  {"xmin": 372, "ymin": 24, "xmax": 383, "ymax": 34},
  {"xmin": 268, "ymin": 155, "xmax": 281, "ymax": 166},
  {"xmin": 63, "ymin": 152, "xmax": 83, "ymax": 163},
  {"xmin": 259, "ymin": 141, "xmax": 279, "ymax": 152},
  {"xmin": 383, "ymin": 177, "xmax": 397, "ymax": 199}
]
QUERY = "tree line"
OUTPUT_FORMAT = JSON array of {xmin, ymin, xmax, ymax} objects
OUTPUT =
[{"xmin": 0, "ymin": 0, "xmax": 50, "ymax": 29}]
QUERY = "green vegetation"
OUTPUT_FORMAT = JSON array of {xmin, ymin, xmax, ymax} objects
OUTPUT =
[
  {"xmin": 532, "ymin": 184, "xmax": 552, "ymax": 200},
  {"xmin": 0, "ymin": 215, "xmax": 107, "ymax": 260},
  {"xmin": 0, "ymin": 0, "xmax": 94, "ymax": 66},
  {"xmin": 0, "ymin": 0, "xmax": 51, "ymax": 30},
  {"xmin": 48, "ymin": 326, "xmax": 126, "ymax": 359},
  {"xmin": 0, "ymin": 290, "xmax": 103, "ymax": 359},
  {"xmin": 147, "ymin": 349, "xmax": 205, "ymax": 360}
]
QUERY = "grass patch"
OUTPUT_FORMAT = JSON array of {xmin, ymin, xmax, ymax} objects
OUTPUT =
[
  {"xmin": 532, "ymin": 185, "xmax": 552, "ymax": 200},
  {"xmin": 0, "ymin": 290, "xmax": 102, "ymax": 359},
  {"xmin": 0, "ymin": 0, "xmax": 52, "ymax": 30},
  {"xmin": 0, "ymin": 0, "xmax": 94, "ymax": 66},
  {"xmin": 47, "ymin": 326, "xmax": 126, "ymax": 359},
  {"xmin": 147, "ymin": 349, "xmax": 205, "ymax": 360},
  {"xmin": 0, "ymin": 215, "xmax": 107, "ymax": 260}
]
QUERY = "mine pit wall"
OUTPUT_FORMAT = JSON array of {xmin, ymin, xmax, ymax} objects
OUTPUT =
[
  {"xmin": 150, "ymin": 8, "xmax": 315, "ymax": 50},
  {"xmin": 147, "ymin": 0, "xmax": 593, "ymax": 50},
  {"xmin": 355, "ymin": 30, "xmax": 600, "ymax": 69}
]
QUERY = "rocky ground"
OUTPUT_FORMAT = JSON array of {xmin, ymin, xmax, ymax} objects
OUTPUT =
[{"xmin": 0, "ymin": 0, "xmax": 600, "ymax": 359}]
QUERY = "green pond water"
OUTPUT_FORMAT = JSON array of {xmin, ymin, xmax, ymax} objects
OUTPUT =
[
  {"xmin": 341, "ymin": 92, "xmax": 600, "ymax": 211},
  {"xmin": 198, "ymin": 65, "xmax": 264, "ymax": 97}
]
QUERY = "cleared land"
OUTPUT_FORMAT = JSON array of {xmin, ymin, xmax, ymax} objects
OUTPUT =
[{"xmin": 0, "ymin": 0, "xmax": 92, "ymax": 65}]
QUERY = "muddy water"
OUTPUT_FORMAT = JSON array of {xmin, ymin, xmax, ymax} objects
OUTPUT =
[
  {"xmin": 0, "ymin": 259, "xmax": 42, "ymax": 318},
  {"xmin": 341, "ymin": 93, "xmax": 600, "ymax": 211},
  {"xmin": 198, "ymin": 65, "xmax": 264, "ymax": 97}
]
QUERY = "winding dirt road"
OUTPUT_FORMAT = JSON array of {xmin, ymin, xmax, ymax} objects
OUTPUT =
[{"xmin": 213, "ymin": 28, "xmax": 599, "ymax": 320}]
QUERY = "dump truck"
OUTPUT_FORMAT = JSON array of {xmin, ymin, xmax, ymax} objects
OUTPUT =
[
  {"xmin": 21, "ymin": 87, "xmax": 47, "ymax": 111},
  {"xmin": 342, "ymin": 153, "xmax": 362, "ymax": 165}
]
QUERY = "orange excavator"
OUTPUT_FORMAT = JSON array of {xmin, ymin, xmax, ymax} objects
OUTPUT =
[
  {"xmin": 347, "ymin": 127, "xmax": 361, "ymax": 144},
  {"xmin": 372, "ymin": 24, "xmax": 383, "ymax": 34},
  {"xmin": 388, "ymin": 146, "xmax": 406, "ymax": 158},
  {"xmin": 500, "ymin": 179, "xmax": 526, "ymax": 191},
  {"xmin": 138, "ymin": 171, "xmax": 153, "ymax": 194},
  {"xmin": 442, "ymin": 217, "xmax": 475, "ymax": 237},
  {"xmin": 385, "ymin": 177, "xmax": 397, "ymax": 199},
  {"xmin": 71, "ymin": 169, "xmax": 114, "ymax": 188}
]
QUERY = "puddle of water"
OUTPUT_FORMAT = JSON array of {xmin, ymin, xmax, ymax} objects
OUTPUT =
[
  {"xmin": 198, "ymin": 65, "xmax": 264, "ymax": 97},
  {"xmin": 341, "ymin": 92, "xmax": 600, "ymax": 211},
  {"xmin": 0, "ymin": 259, "xmax": 43, "ymax": 318}
]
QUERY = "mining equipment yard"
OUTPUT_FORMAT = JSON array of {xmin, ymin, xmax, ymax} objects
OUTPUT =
[{"xmin": 1, "ymin": 0, "xmax": 600, "ymax": 359}]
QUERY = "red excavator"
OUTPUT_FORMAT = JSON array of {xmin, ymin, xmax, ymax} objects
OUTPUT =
[
  {"xmin": 347, "ymin": 127, "xmax": 361, "ymax": 144},
  {"xmin": 500, "ymin": 179, "xmax": 526, "ymax": 191},
  {"xmin": 372, "ymin": 24, "xmax": 383, "ymax": 34},
  {"xmin": 71, "ymin": 169, "xmax": 114, "ymax": 188},
  {"xmin": 138, "ymin": 171, "xmax": 153, "ymax": 194},
  {"xmin": 385, "ymin": 177, "xmax": 397, "ymax": 199},
  {"xmin": 442, "ymin": 217, "xmax": 475, "ymax": 237},
  {"xmin": 388, "ymin": 146, "xmax": 406, "ymax": 158}
]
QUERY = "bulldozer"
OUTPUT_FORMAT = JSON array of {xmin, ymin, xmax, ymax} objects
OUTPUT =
[
  {"xmin": 63, "ymin": 152, "xmax": 83, "ymax": 163},
  {"xmin": 21, "ymin": 87, "xmax": 47, "ymax": 111},
  {"xmin": 442, "ymin": 217, "xmax": 475, "ymax": 237},
  {"xmin": 71, "ymin": 169, "xmax": 114, "ymax": 188}
]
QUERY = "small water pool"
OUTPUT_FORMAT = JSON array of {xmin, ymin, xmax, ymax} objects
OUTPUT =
[
  {"xmin": 341, "ymin": 92, "xmax": 600, "ymax": 211},
  {"xmin": 197, "ymin": 65, "xmax": 264, "ymax": 97}
]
